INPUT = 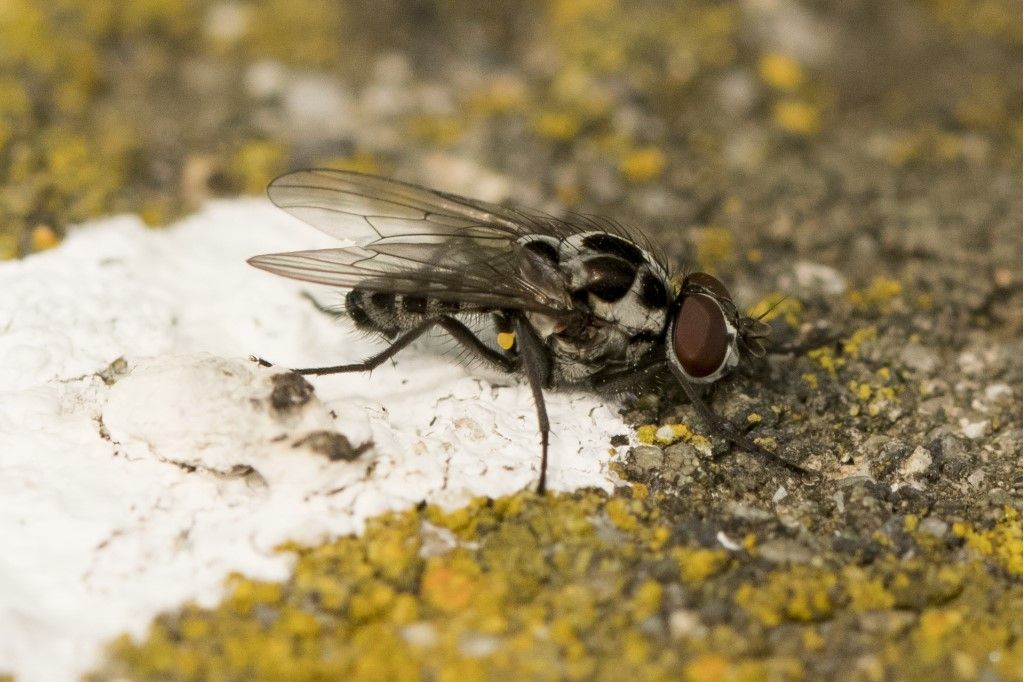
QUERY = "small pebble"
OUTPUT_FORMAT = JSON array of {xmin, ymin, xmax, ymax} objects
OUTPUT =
[
  {"xmin": 858, "ymin": 610, "xmax": 916, "ymax": 635},
  {"xmin": 458, "ymin": 633, "xmax": 500, "ymax": 658},
  {"xmin": 663, "ymin": 441, "xmax": 700, "ymax": 477},
  {"xmin": 716, "ymin": 531, "xmax": 741, "ymax": 551},
  {"xmin": 401, "ymin": 622, "xmax": 439, "ymax": 648},
  {"xmin": 757, "ymin": 538, "xmax": 814, "ymax": 564},
  {"xmin": 959, "ymin": 417, "xmax": 988, "ymax": 440},
  {"xmin": 918, "ymin": 517, "xmax": 948, "ymax": 538},
  {"xmin": 630, "ymin": 445, "xmax": 664, "ymax": 473},
  {"xmin": 899, "ymin": 344, "xmax": 940, "ymax": 374},
  {"xmin": 668, "ymin": 609, "xmax": 706, "ymax": 639},
  {"xmin": 655, "ymin": 425, "xmax": 676, "ymax": 442},
  {"xmin": 898, "ymin": 447, "xmax": 932, "ymax": 478},
  {"xmin": 793, "ymin": 261, "xmax": 847, "ymax": 295}
]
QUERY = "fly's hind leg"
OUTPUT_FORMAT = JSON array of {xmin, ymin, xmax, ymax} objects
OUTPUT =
[
  {"xmin": 300, "ymin": 291, "xmax": 344, "ymax": 318},
  {"xmin": 513, "ymin": 315, "xmax": 553, "ymax": 495},
  {"xmin": 254, "ymin": 316, "xmax": 517, "ymax": 377}
]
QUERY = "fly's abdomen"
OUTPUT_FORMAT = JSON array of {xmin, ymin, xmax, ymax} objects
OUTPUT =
[{"xmin": 345, "ymin": 288, "xmax": 465, "ymax": 339}]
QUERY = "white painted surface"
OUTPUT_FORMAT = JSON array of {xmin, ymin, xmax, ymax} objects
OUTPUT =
[{"xmin": 0, "ymin": 201, "xmax": 628, "ymax": 681}]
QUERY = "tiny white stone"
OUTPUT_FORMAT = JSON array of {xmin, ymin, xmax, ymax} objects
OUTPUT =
[
  {"xmin": 959, "ymin": 418, "xmax": 988, "ymax": 440},
  {"xmin": 772, "ymin": 485, "xmax": 788, "ymax": 503},
  {"xmin": 204, "ymin": 1, "xmax": 251, "ymax": 42},
  {"xmin": 245, "ymin": 59, "xmax": 286, "ymax": 99},
  {"xmin": 656, "ymin": 425, "xmax": 676, "ymax": 442},
  {"xmin": 899, "ymin": 446, "xmax": 932, "ymax": 478},
  {"xmin": 984, "ymin": 383, "xmax": 1012, "ymax": 401},
  {"xmin": 716, "ymin": 531, "xmax": 741, "ymax": 551},
  {"xmin": 458, "ymin": 633, "xmax": 501, "ymax": 658},
  {"xmin": 793, "ymin": 261, "xmax": 847, "ymax": 295},
  {"xmin": 956, "ymin": 351, "xmax": 985, "ymax": 376},
  {"xmin": 668, "ymin": 609, "xmax": 706, "ymax": 639},
  {"xmin": 918, "ymin": 517, "xmax": 948, "ymax": 538},
  {"xmin": 400, "ymin": 622, "xmax": 439, "ymax": 648}
]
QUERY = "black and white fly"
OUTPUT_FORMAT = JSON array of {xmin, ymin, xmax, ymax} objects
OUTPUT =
[{"xmin": 249, "ymin": 170, "xmax": 809, "ymax": 492}]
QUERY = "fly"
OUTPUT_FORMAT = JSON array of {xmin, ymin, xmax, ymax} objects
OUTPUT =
[{"xmin": 248, "ymin": 169, "xmax": 812, "ymax": 493}]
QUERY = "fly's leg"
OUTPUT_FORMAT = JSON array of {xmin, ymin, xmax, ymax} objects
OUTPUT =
[
  {"xmin": 436, "ymin": 318, "xmax": 518, "ymax": 373},
  {"xmin": 253, "ymin": 317, "xmax": 517, "ymax": 376},
  {"xmin": 676, "ymin": 379, "xmax": 817, "ymax": 478},
  {"xmin": 300, "ymin": 291, "xmax": 343, "ymax": 318},
  {"xmin": 588, "ymin": 358, "xmax": 668, "ymax": 394},
  {"xmin": 514, "ymin": 315, "xmax": 553, "ymax": 495}
]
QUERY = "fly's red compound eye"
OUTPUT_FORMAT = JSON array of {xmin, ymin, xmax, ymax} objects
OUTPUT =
[{"xmin": 672, "ymin": 293, "xmax": 728, "ymax": 379}]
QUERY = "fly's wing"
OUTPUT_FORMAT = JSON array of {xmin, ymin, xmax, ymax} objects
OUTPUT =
[
  {"xmin": 264, "ymin": 169, "xmax": 542, "ymax": 244},
  {"xmin": 249, "ymin": 170, "xmax": 582, "ymax": 313}
]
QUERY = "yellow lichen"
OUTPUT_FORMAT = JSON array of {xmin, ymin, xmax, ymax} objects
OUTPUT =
[
  {"xmin": 408, "ymin": 115, "xmax": 463, "ymax": 147},
  {"xmin": 635, "ymin": 424, "xmax": 657, "ymax": 444},
  {"xmin": 843, "ymin": 567, "xmax": 896, "ymax": 612},
  {"xmin": 636, "ymin": 422, "xmax": 711, "ymax": 452},
  {"xmin": 842, "ymin": 326, "xmax": 878, "ymax": 358},
  {"xmin": 694, "ymin": 227, "xmax": 735, "ymax": 271},
  {"xmin": 758, "ymin": 53, "xmax": 806, "ymax": 91},
  {"xmin": 735, "ymin": 567, "xmax": 837, "ymax": 626},
  {"xmin": 605, "ymin": 497, "xmax": 639, "ymax": 532},
  {"xmin": 952, "ymin": 508, "xmax": 1023, "ymax": 576},
  {"xmin": 807, "ymin": 346, "xmax": 843, "ymax": 376},
  {"xmin": 684, "ymin": 653, "xmax": 731, "ymax": 681},
  {"xmin": 847, "ymin": 277, "xmax": 903, "ymax": 310},
  {"xmin": 773, "ymin": 99, "xmax": 822, "ymax": 135},
  {"xmin": 673, "ymin": 547, "xmax": 729, "ymax": 584},
  {"xmin": 746, "ymin": 294, "xmax": 803, "ymax": 327},
  {"xmin": 30, "ymin": 224, "xmax": 59, "ymax": 251},
  {"xmin": 532, "ymin": 111, "xmax": 581, "ymax": 140},
  {"xmin": 619, "ymin": 147, "xmax": 666, "ymax": 183},
  {"xmin": 630, "ymin": 580, "xmax": 663, "ymax": 621}
]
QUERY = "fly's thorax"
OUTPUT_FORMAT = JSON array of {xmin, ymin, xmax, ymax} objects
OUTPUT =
[
  {"xmin": 515, "ymin": 231, "xmax": 671, "ymax": 337},
  {"xmin": 514, "ymin": 231, "xmax": 672, "ymax": 384}
]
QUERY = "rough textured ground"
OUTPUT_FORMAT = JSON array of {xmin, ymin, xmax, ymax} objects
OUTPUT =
[{"xmin": 2, "ymin": 0, "xmax": 1020, "ymax": 680}]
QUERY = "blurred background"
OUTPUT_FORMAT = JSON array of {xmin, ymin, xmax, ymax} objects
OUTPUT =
[{"xmin": 0, "ymin": 0, "xmax": 1019, "ymax": 299}]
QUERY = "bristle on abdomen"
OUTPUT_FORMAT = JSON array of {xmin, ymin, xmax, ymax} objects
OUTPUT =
[{"xmin": 345, "ymin": 288, "xmax": 464, "ymax": 338}]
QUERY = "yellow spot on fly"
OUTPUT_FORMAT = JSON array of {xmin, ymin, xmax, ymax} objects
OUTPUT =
[{"xmin": 497, "ymin": 332, "xmax": 516, "ymax": 350}]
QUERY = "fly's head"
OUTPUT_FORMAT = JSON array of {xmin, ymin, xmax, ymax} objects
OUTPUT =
[{"xmin": 665, "ymin": 272, "xmax": 769, "ymax": 385}]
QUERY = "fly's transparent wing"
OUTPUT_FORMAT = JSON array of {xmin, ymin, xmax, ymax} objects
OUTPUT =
[
  {"xmin": 251, "ymin": 169, "xmax": 666, "ymax": 314},
  {"xmin": 248, "ymin": 244, "xmax": 567, "ymax": 312},
  {"xmin": 265, "ymin": 169, "xmax": 542, "ymax": 245}
]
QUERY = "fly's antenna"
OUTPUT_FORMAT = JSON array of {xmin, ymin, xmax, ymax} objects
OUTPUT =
[{"xmin": 755, "ymin": 295, "xmax": 790, "ymax": 321}]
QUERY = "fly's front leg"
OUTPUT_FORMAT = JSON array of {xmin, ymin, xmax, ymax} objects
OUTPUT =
[
  {"xmin": 676, "ymin": 379, "xmax": 816, "ymax": 478},
  {"xmin": 513, "ymin": 315, "xmax": 553, "ymax": 494},
  {"xmin": 588, "ymin": 358, "xmax": 668, "ymax": 394}
]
